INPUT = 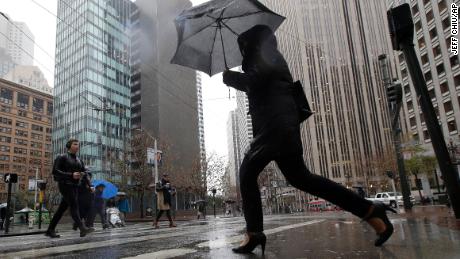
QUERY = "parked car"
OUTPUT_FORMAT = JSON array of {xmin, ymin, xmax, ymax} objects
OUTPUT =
[{"xmin": 367, "ymin": 192, "xmax": 415, "ymax": 208}]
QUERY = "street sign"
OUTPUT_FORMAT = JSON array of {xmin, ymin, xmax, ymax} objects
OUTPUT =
[{"xmin": 3, "ymin": 173, "xmax": 17, "ymax": 183}]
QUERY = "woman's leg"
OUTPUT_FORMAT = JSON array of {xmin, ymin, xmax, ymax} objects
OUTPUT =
[
  {"xmin": 275, "ymin": 154, "xmax": 372, "ymax": 218},
  {"xmin": 156, "ymin": 210, "xmax": 164, "ymax": 222},
  {"xmin": 239, "ymin": 150, "xmax": 272, "ymax": 232}
]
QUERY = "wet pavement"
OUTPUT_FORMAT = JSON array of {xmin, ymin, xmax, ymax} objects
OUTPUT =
[{"xmin": 0, "ymin": 211, "xmax": 459, "ymax": 259}]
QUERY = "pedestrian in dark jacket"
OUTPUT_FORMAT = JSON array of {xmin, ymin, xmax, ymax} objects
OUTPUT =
[
  {"xmin": 45, "ymin": 139, "xmax": 94, "ymax": 238},
  {"xmin": 87, "ymin": 184, "xmax": 108, "ymax": 229},
  {"xmin": 153, "ymin": 174, "xmax": 176, "ymax": 228},
  {"xmin": 223, "ymin": 25, "xmax": 395, "ymax": 254}
]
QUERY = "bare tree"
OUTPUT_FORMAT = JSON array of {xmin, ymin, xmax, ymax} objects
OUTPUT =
[
  {"xmin": 123, "ymin": 130, "xmax": 155, "ymax": 218},
  {"xmin": 205, "ymin": 152, "xmax": 227, "ymax": 196}
]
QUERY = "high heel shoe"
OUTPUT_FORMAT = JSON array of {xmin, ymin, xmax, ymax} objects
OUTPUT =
[
  {"xmin": 363, "ymin": 202, "xmax": 397, "ymax": 246},
  {"xmin": 232, "ymin": 232, "xmax": 266, "ymax": 254}
]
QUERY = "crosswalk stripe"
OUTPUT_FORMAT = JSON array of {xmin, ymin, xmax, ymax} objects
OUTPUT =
[{"xmin": 122, "ymin": 248, "xmax": 197, "ymax": 259}]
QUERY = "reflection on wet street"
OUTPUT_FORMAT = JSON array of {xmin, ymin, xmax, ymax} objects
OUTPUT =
[{"xmin": 0, "ymin": 212, "xmax": 459, "ymax": 258}]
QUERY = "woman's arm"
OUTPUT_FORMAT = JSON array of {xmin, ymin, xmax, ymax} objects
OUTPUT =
[{"xmin": 222, "ymin": 70, "xmax": 250, "ymax": 92}]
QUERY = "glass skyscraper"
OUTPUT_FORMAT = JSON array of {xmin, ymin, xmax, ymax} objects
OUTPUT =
[{"xmin": 53, "ymin": 0, "xmax": 133, "ymax": 180}]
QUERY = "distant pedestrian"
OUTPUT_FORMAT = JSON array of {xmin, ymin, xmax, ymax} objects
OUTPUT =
[
  {"xmin": 223, "ymin": 25, "xmax": 396, "ymax": 254},
  {"xmin": 117, "ymin": 193, "xmax": 130, "ymax": 225},
  {"xmin": 45, "ymin": 139, "xmax": 94, "ymax": 238},
  {"xmin": 197, "ymin": 202, "xmax": 206, "ymax": 220},
  {"xmin": 153, "ymin": 174, "xmax": 176, "ymax": 228},
  {"xmin": 88, "ymin": 184, "xmax": 108, "ymax": 229}
]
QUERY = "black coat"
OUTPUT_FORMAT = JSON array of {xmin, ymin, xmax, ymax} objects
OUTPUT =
[
  {"xmin": 52, "ymin": 152, "xmax": 87, "ymax": 186},
  {"xmin": 223, "ymin": 25, "xmax": 302, "ymax": 156}
]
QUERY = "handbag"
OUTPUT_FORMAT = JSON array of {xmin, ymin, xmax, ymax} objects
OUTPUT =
[{"xmin": 292, "ymin": 80, "xmax": 313, "ymax": 122}]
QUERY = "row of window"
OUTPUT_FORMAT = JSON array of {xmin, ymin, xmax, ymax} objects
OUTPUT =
[
  {"xmin": 0, "ymin": 151, "xmax": 50, "ymax": 160},
  {"xmin": 0, "ymin": 88, "xmax": 52, "ymax": 115}
]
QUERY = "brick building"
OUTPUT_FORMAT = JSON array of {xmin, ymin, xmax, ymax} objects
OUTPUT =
[{"xmin": 0, "ymin": 78, "xmax": 52, "ymax": 201}]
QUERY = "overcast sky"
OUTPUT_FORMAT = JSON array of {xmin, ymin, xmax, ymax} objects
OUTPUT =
[{"xmin": 0, "ymin": 0, "xmax": 235, "ymax": 160}]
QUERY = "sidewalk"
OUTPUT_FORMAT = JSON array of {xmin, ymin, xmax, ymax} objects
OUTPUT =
[{"xmin": 403, "ymin": 205, "xmax": 460, "ymax": 231}]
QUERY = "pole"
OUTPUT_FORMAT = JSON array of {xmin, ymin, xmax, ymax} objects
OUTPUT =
[
  {"xmin": 213, "ymin": 192, "xmax": 216, "ymax": 218},
  {"xmin": 378, "ymin": 54, "xmax": 412, "ymax": 210},
  {"xmin": 34, "ymin": 168, "xmax": 38, "ymax": 212},
  {"xmin": 154, "ymin": 139, "xmax": 159, "ymax": 184},
  {"xmin": 4, "ymin": 182, "xmax": 12, "ymax": 233},
  {"xmin": 390, "ymin": 178, "xmax": 400, "ymax": 212}
]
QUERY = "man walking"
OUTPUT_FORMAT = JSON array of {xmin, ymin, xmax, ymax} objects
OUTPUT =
[{"xmin": 45, "ymin": 139, "xmax": 94, "ymax": 238}]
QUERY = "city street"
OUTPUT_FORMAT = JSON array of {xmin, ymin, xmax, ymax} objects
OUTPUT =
[{"xmin": 1, "ymin": 211, "xmax": 459, "ymax": 258}]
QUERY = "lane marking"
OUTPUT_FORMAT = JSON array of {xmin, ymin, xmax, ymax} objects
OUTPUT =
[{"xmin": 122, "ymin": 248, "xmax": 197, "ymax": 259}]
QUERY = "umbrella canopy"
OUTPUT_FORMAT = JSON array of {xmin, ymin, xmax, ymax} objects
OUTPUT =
[
  {"xmin": 171, "ymin": 0, "xmax": 285, "ymax": 76},
  {"xmin": 92, "ymin": 180, "xmax": 118, "ymax": 199},
  {"xmin": 117, "ymin": 192, "xmax": 127, "ymax": 196}
]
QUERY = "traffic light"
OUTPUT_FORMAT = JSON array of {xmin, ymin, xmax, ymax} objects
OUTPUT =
[
  {"xmin": 386, "ymin": 82, "xmax": 402, "ymax": 105},
  {"xmin": 387, "ymin": 3, "xmax": 414, "ymax": 51}
]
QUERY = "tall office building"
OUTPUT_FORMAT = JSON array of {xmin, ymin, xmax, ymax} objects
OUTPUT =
[
  {"xmin": 257, "ymin": 1, "xmax": 397, "ymax": 193},
  {"xmin": 197, "ymin": 73, "xmax": 206, "ymax": 176},
  {"xmin": 131, "ymin": 0, "xmax": 201, "ymax": 208},
  {"xmin": 7, "ymin": 21, "xmax": 34, "ymax": 66},
  {"xmin": 396, "ymin": 0, "xmax": 460, "ymax": 159},
  {"xmin": 4, "ymin": 65, "xmax": 52, "ymax": 95},
  {"xmin": 53, "ymin": 0, "xmax": 133, "ymax": 180},
  {"xmin": 227, "ymin": 109, "xmax": 240, "ymax": 199},
  {"xmin": 0, "ymin": 13, "xmax": 34, "ymax": 76}
]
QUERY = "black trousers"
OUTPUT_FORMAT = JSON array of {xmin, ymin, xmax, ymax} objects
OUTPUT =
[
  {"xmin": 156, "ymin": 209, "xmax": 172, "ymax": 222},
  {"xmin": 239, "ymin": 149, "xmax": 373, "ymax": 232},
  {"xmin": 87, "ymin": 206, "xmax": 107, "ymax": 227},
  {"xmin": 48, "ymin": 183, "xmax": 83, "ymax": 231}
]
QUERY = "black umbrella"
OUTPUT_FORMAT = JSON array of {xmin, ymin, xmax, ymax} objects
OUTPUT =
[{"xmin": 171, "ymin": 0, "xmax": 285, "ymax": 76}]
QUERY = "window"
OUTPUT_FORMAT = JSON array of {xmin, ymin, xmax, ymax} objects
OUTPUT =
[
  {"xmin": 424, "ymin": 70, "xmax": 432, "ymax": 82},
  {"xmin": 442, "ymin": 16, "xmax": 450, "ymax": 30},
  {"xmin": 47, "ymin": 102, "xmax": 53, "ymax": 116},
  {"xmin": 14, "ymin": 138, "xmax": 28, "ymax": 146},
  {"xmin": 433, "ymin": 45, "xmax": 442, "ymax": 58},
  {"xmin": 32, "ymin": 124, "xmax": 43, "ymax": 132},
  {"xmin": 32, "ymin": 98, "xmax": 44, "ymax": 113},
  {"xmin": 0, "ymin": 155, "xmax": 9, "ymax": 161},
  {"xmin": 426, "ymin": 9, "xmax": 434, "ymax": 24},
  {"xmin": 455, "ymin": 74, "xmax": 460, "ymax": 87},
  {"xmin": 1, "ymin": 106, "xmax": 11, "ymax": 113},
  {"xmin": 0, "ymin": 126, "xmax": 11, "ymax": 134},
  {"xmin": 401, "ymin": 68, "xmax": 408, "ymax": 78},
  {"xmin": 421, "ymin": 53, "xmax": 429, "ymax": 66},
  {"xmin": 14, "ymin": 147, "xmax": 27, "ymax": 155},
  {"xmin": 444, "ymin": 100, "xmax": 453, "ymax": 113},
  {"xmin": 0, "ymin": 145, "xmax": 10, "ymax": 152},
  {"xmin": 439, "ymin": 0, "xmax": 447, "ymax": 13},
  {"xmin": 45, "ymin": 135, "xmax": 51, "ymax": 142},
  {"xmin": 15, "ymin": 121, "xmax": 28, "ymax": 128},
  {"xmin": 423, "ymin": 130, "xmax": 430, "ymax": 140},
  {"xmin": 418, "ymin": 37, "xmax": 426, "ymax": 49},
  {"xmin": 16, "ymin": 93, "xmax": 29, "ymax": 109},
  {"xmin": 436, "ymin": 63, "xmax": 445, "ymax": 75},
  {"xmin": 440, "ymin": 81, "xmax": 449, "ymax": 94},
  {"xmin": 0, "ymin": 88, "xmax": 13, "ymax": 105},
  {"xmin": 407, "ymin": 99, "xmax": 414, "ymax": 110},
  {"xmin": 46, "ymin": 128, "xmax": 52, "ymax": 134},
  {"xmin": 428, "ymin": 88, "xmax": 436, "ymax": 99},
  {"xmin": 410, "ymin": 116, "xmax": 417, "ymax": 127},
  {"xmin": 448, "ymin": 120, "xmax": 457, "ymax": 133},
  {"xmin": 33, "ymin": 114, "xmax": 42, "ymax": 121},
  {"xmin": 415, "ymin": 20, "xmax": 422, "ymax": 31},
  {"xmin": 412, "ymin": 4, "xmax": 419, "ymax": 16},
  {"xmin": 13, "ymin": 156, "xmax": 26, "ymax": 163},
  {"xmin": 404, "ymin": 84, "xmax": 411, "ymax": 94},
  {"xmin": 0, "ymin": 164, "xmax": 9, "ymax": 170},
  {"xmin": 31, "ymin": 142, "xmax": 43, "ymax": 149},
  {"xmin": 429, "ymin": 27, "xmax": 437, "ymax": 40},
  {"xmin": 450, "ymin": 56, "xmax": 459, "ymax": 68},
  {"xmin": 31, "ymin": 133, "xmax": 43, "ymax": 140},
  {"xmin": 0, "ymin": 117, "xmax": 12, "ymax": 125},
  {"xmin": 18, "ymin": 110, "xmax": 27, "ymax": 117},
  {"xmin": 423, "ymin": 0, "xmax": 430, "ymax": 5},
  {"xmin": 30, "ymin": 150, "xmax": 42, "ymax": 157},
  {"xmin": 15, "ymin": 129, "xmax": 28, "ymax": 137},
  {"xmin": 0, "ymin": 136, "xmax": 11, "ymax": 143}
]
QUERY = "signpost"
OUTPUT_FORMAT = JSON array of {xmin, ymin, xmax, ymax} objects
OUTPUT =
[{"xmin": 3, "ymin": 173, "xmax": 18, "ymax": 233}]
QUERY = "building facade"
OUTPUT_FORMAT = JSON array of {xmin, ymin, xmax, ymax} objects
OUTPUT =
[
  {"xmin": 0, "ymin": 78, "xmax": 53, "ymax": 201},
  {"xmin": 226, "ymin": 109, "xmax": 240, "ymax": 199},
  {"xmin": 4, "ymin": 65, "xmax": 52, "ymax": 95},
  {"xmin": 53, "ymin": 0, "xmax": 133, "ymax": 180},
  {"xmin": 197, "ymin": 73, "xmax": 206, "ymax": 180}
]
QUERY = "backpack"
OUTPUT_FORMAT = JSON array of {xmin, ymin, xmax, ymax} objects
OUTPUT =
[{"xmin": 292, "ymin": 80, "xmax": 313, "ymax": 122}]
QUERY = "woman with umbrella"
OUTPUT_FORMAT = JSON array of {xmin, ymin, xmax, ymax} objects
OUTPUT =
[{"xmin": 222, "ymin": 25, "xmax": 396, "ymax": 254}]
